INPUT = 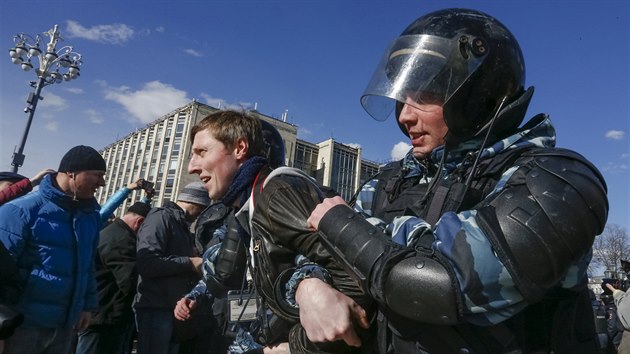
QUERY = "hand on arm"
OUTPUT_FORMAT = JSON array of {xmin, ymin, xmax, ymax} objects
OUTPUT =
[
  {"xmin": 295, "ymin": 278, "xmax": 369, "ymax": 347},
  {"xmin": 307, "ymin": 196, "xmax": 349, "ymax": 230},
  {"xmin": 29, "ymin": 168, "xmax": 55, "ymax": 186}
]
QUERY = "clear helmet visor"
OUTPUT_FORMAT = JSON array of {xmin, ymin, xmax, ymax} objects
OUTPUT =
[{"xmin": 361, "ymin": 34, "xmax": 487, "ymax": 121}]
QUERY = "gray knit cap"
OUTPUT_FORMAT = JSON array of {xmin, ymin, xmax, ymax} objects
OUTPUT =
[{"xmin": 177, "ymin": 181, "xmax": 211, "ymax": 207}]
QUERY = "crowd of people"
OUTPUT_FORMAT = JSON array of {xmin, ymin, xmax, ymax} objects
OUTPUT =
[{"xmin": 0, "ymin": 7, "xmax": 619, "ymax": 354}]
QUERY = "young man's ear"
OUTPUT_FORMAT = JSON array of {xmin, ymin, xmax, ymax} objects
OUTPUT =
[{"xmin": 234, "ymin": 137, "xmax": 249, "ymax": 161}]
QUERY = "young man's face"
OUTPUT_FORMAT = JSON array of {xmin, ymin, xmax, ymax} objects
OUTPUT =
[
  {"xmin": 397, "ymin": 95, "xmax": 448, "ymax": 159},
  {"xmin": 188, "ymin": 129, "xmax": 241, "ymax": 200},
  {"xmin": 72, "ymin": 170, "xmax": 106, "ymax": 199}
]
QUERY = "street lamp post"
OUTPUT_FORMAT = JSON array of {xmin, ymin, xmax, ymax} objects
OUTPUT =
[{"xmin": 8, "ymin": 24, "xmax": 82, "ymax": 173}]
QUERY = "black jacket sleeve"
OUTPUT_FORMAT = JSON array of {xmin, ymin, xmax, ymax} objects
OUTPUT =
[{"xmin": 136, "ymin": 209, "xmax": 194, "ymax": 278}]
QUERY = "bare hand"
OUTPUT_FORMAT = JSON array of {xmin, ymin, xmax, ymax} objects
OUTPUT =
[
  {"xmin": 127, "ymin": 178, "xmax": 145, "ymax": 190},
  {"xmin": 174, "ymin": 297, "xmax": 197, "ymax": 321},
  {"xmin": 29, "ymin": 168, "xmax": 55, "ymax": 186},
  {"xmin": 606, "ymin": 283, "xmax": 622, "ymax": 293},
  {"xmin": 189, "ymin": 257, "xmax": 203, "ymax": 273},
  {"xmin": 74, "ymin": 311, "xmax": 92, "ymax": 332},
  {"xmin": 307, "ymin": 196, "xmax": 348, "ymax": 230},
  {"xmin": 296, "ymin": 278, "xmax": 369, "ymax": 347},
  {"xmin": 263, "ymin": 342, "xmax": 290, "ymax": 353}
]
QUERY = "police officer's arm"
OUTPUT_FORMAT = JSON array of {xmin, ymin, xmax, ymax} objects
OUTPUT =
[
  {"xmin": 309, "ymin": 152, "xmax": 608, "ymax": 325},
  {"xmin": 311, "ymin": 199, "xmax": 461, "ymax": 325}
]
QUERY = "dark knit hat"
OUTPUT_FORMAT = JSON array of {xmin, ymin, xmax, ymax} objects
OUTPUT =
[
  {"xmin": 58, "ymin": 145, "xmax": 107, "ymax": 172},
  {"xmin": 0, "ymin": 171, "xmax": 27, "ymax": 182},
  {"xmin": 177, "ymin": 181, "xmax": 211, "ymax": 207},
  {"xmin": 127, "ymin": 202, "xmax": 152, "ymax": 217}
]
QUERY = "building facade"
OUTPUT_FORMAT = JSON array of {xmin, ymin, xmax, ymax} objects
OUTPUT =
[{"xmin": 97, "ymin": 101, "xmax": 381, "ymax": 216}]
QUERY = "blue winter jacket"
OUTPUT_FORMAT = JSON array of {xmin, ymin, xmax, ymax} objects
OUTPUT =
[{"xmin": 0, "ymin": 174, "xmax": 100, "ymax": 328}]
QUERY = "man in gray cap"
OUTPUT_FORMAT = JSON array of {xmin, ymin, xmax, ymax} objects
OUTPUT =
[
  {"xmin": 133, "ymin": 181, "xmax": 211, "ymax": 354},
  {"xmin": 0, "ymin": 145, "xmax": 106, "ymax": 354}
]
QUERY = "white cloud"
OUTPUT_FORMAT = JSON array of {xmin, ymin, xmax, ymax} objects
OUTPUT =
[
  {"xmin": 64, "ymin": 87, "xmax": 84, "ymax": 94},
  {"xmin": 84, "ymin": 109, "xmax": 104, "ymax": 124},
  {"xmin": 602, "ymin": 161, "xmax": 629, "ymax": 173},
  {"xmin": 184, "ymin": 49, "xmax": 203, "ymax": 57},
  {"xmin": 391, "ymin": 141, "xmax": 411, "ymax": 160},
  {"xmin": 199, "ymin": 93, "xmax": 252, "ymax": 111},
  {"xmin": 605, "ymin": 130, "xmax": 625, "ymax": 140},
  {"xmin": 39, "ymin": 92, "xmax": 67, "ymax": 110},
  {"xmin": 297, "ymin": 127, "xmax": 312, "ymax": 138},
  {"xmin": 45, "ymin": 121, "xmax": 58, "ymax": 132},
  {"xmin": 155, "ymin": 26, "xmax": 165, "ymax": 33},
  {"xmin": 104, "ymin": 81, "xmax": 190, "ymax": 123},
  {"xmin": 66, "ymin": 20, "xmax": 134, "ymax": 44}
]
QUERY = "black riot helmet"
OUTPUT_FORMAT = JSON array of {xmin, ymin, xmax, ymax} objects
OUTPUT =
[
  {"xmin": 260, "ymin": 119, "xmax": 286, "ymax": 168},
  {"xmin": 361, "ymin": 8, "xmax": 527, "ymax": 145}
]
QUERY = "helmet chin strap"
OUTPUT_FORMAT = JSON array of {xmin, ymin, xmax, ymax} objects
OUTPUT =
[
  {"xmin": 464, "ymin": 95, "xmax": 508, "ymax": 188},
  {"xmin": 422, "ymin": 96, "xmax": 508, "ymax": 205}
]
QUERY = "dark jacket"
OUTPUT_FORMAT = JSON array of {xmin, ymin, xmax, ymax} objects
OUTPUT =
[
  {"xmin": 90, "ymin": 218, "xmax": 137, "ymax": 326},
  {"xmin": 249, "ymin": 168, "xmax": 374, "ymax": 353},
  {"xmin": 0, "ymin": 242, "xmax": 21, "ymax": 305},
  {"xmin": 0, "ymin": 174, "xmax": 100, "ymax": 328},
  {"xmin": 134, "ymin": 201, "xmax": 200, "ymax": 310}
]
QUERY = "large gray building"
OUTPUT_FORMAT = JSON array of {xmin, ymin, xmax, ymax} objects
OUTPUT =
[{"xmin": 97, "ymin": 101, "xmax": 380, "ymax": 216}]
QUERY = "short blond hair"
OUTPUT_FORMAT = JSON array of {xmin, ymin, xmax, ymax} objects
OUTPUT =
[{"xmin": 191, "ymin": 110, "xmax": 265, "ymax": 158}]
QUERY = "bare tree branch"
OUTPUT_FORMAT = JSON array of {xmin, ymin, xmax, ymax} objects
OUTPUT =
[{"xmin": 590, "ymin": 224, "xmax": 630, "ymax": 275}]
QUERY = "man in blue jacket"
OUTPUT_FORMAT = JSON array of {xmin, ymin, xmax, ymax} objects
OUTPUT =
[{"xmin": 0, "ymin": 145, "xmax": 106, "ymax": 354}]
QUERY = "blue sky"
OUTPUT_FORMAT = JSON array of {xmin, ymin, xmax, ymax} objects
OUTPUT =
[{"xmin": 1, "ymin": 0, "xmax": 628, "ymax": 230}]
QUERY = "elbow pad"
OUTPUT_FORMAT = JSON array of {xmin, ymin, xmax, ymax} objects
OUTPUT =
[
  {"xmin": 381, "ymin": 253, "xmax": 461, "ymax": 325},
  {"xmin": 318, "ymin": 205, "xmax": 461, "ymax": 324}
]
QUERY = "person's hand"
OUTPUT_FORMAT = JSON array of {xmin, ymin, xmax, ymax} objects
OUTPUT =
[
  {"xmin": 127, "ymin": 178, "xmax": 145, "ymax": 190},
  {"xmin": 74, "ymin": 311, "xmax": 92, "ymax": 332},
  {"xmin": 263, "ymin": 342, "xmax": 290, "ymax": 353},
  {"xmin": 307, "ymin": 196, "xmax": 348, "ymax": 230},
  {"xmin": 174, "ymin": 297, "xmax": 197, "ymax": 321},
  {"xmin": 295, "ymin": 278, "xmax": 369, "ymax": 347},
  {"xmin": 190, "ymin": 257, "xmax": 203, "ymax": 273},
  {"xmin": 606, "ymin": 283, "xmax": 624, "ymax": 297},
  {"xmin": 29, "ymin": 168, "xmax": 55, "ymax": 186}
]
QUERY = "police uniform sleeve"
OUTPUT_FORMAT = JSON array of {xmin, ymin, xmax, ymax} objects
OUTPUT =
[{"xmin": 316, "ymin": 148, "xmax": 608, "ymax": 326}]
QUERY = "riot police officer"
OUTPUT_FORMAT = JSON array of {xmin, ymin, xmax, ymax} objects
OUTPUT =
[{"xmin": 303, "ymin": 8, "xmax": 609, "ymax": 353}]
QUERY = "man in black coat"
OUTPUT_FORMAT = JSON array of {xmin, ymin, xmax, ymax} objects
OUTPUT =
[
  {"xmin": 76, "ymin": 201, "xmax": 151, "ymax": 354},
  {"xmin": 133, "ymin": 182, "xmax": 210, "ymax": 354}
]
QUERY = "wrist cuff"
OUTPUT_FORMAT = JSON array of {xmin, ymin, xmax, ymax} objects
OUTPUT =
[{"xmin": 285, "ymin": 262, "xmax": 332, "ymax": 308}]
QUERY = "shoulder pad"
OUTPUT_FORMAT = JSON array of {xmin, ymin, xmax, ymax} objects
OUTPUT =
[{"xmin": 477, "ymin": 148, "xmax": 608, "ymax": 300}]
